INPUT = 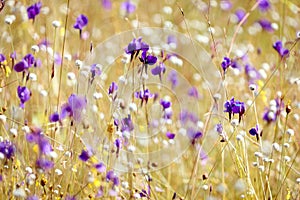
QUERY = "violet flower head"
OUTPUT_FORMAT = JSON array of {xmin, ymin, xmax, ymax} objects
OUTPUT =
[
  {"xmin": 17, "ymin": 86, "xmax": 31, "ymax": 108},
  {"xmin": 139, "ymin": 50, "xmax": 157, "ymax": 65},
  {"xmin": 73, "ymin": 14, "xmax": 88, "ymax": 30},
  {"xmin": 94, "ymin": 162, "xmax": 106, "ymax": 173},
  {"xmin": 27, "ymin": 2, "xmax": 42, "ymax": 21},
  {"xmin": 106, "ymin": 170, "xmax": 120, "ymax": 186},
  {"xmin": 188, "ymin": 86, "xmax": 200, "ymax": 99},
  {"xmin": 102, "ymin": 0, "xmax": 112, "ymax": 10},
  {"xmin": 245, "ymin": 64, "xmax": 260, "ymax": 82},
  {"xmin": 273, "ymin": 41, "xmax": 289, "ymax": 58},
  {"xmin": 160, "ymin": 99, "xmax": 171, "ymax": 110},
  {"xmin": 79, "ymin": 149, "xmax": 93, "ymax": 162},
  {"xmin": 125, "ymin": 37, "xmax": 149, "ymax": 56},
  {"xmin": 60, "ymin": 94, "xmax": 86, "ymax": 122},
  {"xmin": 151, "ymin": 63, "xmax": 166, "ymax": 80},
  {"xmin": 168, "ymin": 70, "xmax": 178, "ymax": 89},
  {"xmin": 220, "ymin": 0, "xmax": 232, "ymax": 11},
  {"xmin": 221, "ymin": 57, "xmax": 231, "ymax": 72},
  {"xmin": 235, "ymin": 9, "xmax": 246, "ymax": 24},
  {"xmin": 215, "ymin": 123, "xmax": 223, "ymax": 134},
  {"xmin": 135, "ymin": 88, "xmax": 154, "ymax": 106},
  {"xmin": 0, "ymin": 54, "xmax": 6, "ymax": 63},
  {"xmin": 108, "ymin": 82, "xmax": 118, "ymax": 95},
  {"xmin": 166, "ymin": 132, "xmax": 175, "ymax": 140},
  {"xmin": 0, "ymin": 140, "xmax": 16, "ymax": 159},
  {"xmin": 121, "ymin": 0, "xmax": 136, "ymax": 14},
  {"xmin": 187, "ymin": 127, "xmax": 203, "ymax": 145},
  {"xmin": 14, "ymin": 60, "xmax": 29, "ymax": 72},
  {"xmin": 36, "ymin": 158, "xmax": 54, "ymax": 171},
  {"xmin": 263, "ymin": 98, "xmax": 283, "ymax": 123},
  {"xmin": 26, "ymin": 128, "xmax": 53, "ymax": 155},
  {"xmin": 249, "ymin": 124, "xmax": 260, "ymax": 140},
  {"xmin": 121, "ymin": 115, "xmax": 134, "ymax": 132},
  {"xmin": 224, "ymin": 97, "xmax": 245, "ymax": 122},
  {"xmin": 258, "ymin": 19, "xmax": 274, "ymax": 32},
  {"xmin": 49, "ymin": 112, "xmax": 60, "ymax": 122},
  {"xmin": 258, "ymin": 0, "xmax": 270, "ymax": 12},
  {"xmin": 23, "ymin": 54, "xmax": 35, "ymax": 67},
  {"xmin": 26, "ymin": 195, "xmax": 39, "ymax": 200}
]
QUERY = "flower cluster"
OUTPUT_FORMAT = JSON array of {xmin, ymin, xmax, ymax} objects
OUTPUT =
[{"xmin": 224, "ymin": 97, "xmax": 245, "ymax": 122}]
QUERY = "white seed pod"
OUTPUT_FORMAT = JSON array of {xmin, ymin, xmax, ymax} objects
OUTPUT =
[
  {"xmin": 10, "ymin": 128, "xmax": 18, "ymax": 137},
  {"xmin": 0, "ymin": 115, "xmax": 7, "ymax": 123},
  {"xmin": 284, "ymin": 156, "xmax": 291, "ymax": 162},
  {"xmin": 236, "ymin": 134, "xmax": 244, "ymax": 141},
  {"xmin": 258, "ymin": 165, "xmax": 265, "ymax": 172},
  {"xmin": 249, "ymin": 84, "xmax": 257, "ymax": 91},
  {"xmin": 272, "ymin": 143, "xmax": 281, "ymax": 152},
  {"xmin": 5, "ymin": 15, "xmax": 16, "ymax": 25},
  {"xmin": 31, "ymin": 45, "xmax": 39, "ymax": 53},
  {"xmin": 52, "ymin": 20, "xmax": 61, "ymax": 28},
  {"xmin": 296, "ymin": 177, "xmax": 300, "ymax": 184},
  {"xmin": 286, "ymin": 129, "xmax": 294, "ymax": 136},
  {"xmin": 254, "ymin": 152, "xmax": 263, "ymax": 158}
]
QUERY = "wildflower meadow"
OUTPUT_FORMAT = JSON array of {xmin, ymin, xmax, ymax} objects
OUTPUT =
[{"xmin": 0, "ymin": 0, "xmax": 300, "ymax": 199}]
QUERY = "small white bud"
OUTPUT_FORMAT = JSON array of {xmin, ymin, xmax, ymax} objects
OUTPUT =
[
  {"xmin": 5, "ymin": 15, "xmax": 16, "ymax": 25},
  {"xmin": 254, "ymin": 152, "xmax": 263, "ymax": 158},
  {"xmin": 258, "ymin": 165, "xmax": 265, "ymax": 172},
  {"xmin": 231, "ymin": 119, "xmax": 239, "ymax": 127},
  {"xmin": 296, "ymin": 177, "xmax": 300, "ymax": 184},
  {"xmin": 0, "ymin": 115, "xmax": 7, "ymax": 123},
  {"xmin": 286, "ymin": 129, "xmax": 294, "ymax": 136},
  {"xmin": 10, "ymin": 128, "xmax": 18, "ymax": 137},
  {"xmin": 284, "ymin": 156, "xmax": 291, "ymax": 162},
  {"xmin": 75, "ymin": 60, "xmax": 83, "ymax": 68},
  {"xmin": 52, "ymin": 20, "xmax": 61, "ymax": 28},
  {"xmin": 236, "ymin": 134, "xmax": 244, "ymax": 141},
  {"xmin": 202, "ymin": 185, "xmax": 209, "ymax": 190},
  {"xmin": 272, "ymin": 143, "xmax": 281, "ymax": 152},
  {"xmin": 31, "ymin": 45, "xmax": 40, "ymax": 53},
  {"xmin": 249, "ymin": 84, "xmax": 257, "ymax": 91}
]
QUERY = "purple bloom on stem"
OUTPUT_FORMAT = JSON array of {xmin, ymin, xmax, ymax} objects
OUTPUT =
[
  {"xmin": 73, "ymin": 14, "xmax": 88, "ymax": 30},
  {"xmin": 125, "ymin": 37, "xmax": 149, "ymax": 56},
  {"xmin": 0, "ymin": 140, "xmax": 16, "ymax": 159},
  {"xmin": 26, "ymin": 128, "xmax": 53, "ymax": 155},
  {"xmin": 14, "ymin": 60, "xmax": 29, "ymax": 72},
  {"xmin": 168, "ymin": 70, "xmax": 178, "ymax": 89},
  {"xmin": 49, "ymin": 112, "xmax": 60, "ymax": 122},
  {"xmin": 60, "ymin": 94, "xmax": 86, "ymax": 121},
  {"xmin": 188, "ymin": 86, "xmax": 200, "ymax": 99},
  {"xmin": 102, "ymin": 0, "xmax": 112, "ymax": 10},
  {"xmin": 10, "ymin": 51, "xmax": 17, "ymax": 59},
  {"xmin": 79, "ymin": 149, "xmax": 93, "ymax": 162},
  {"xmin": 90, "ymin": 64, "xmax": 102, "ymax": 77},
  {"xmin": 258, "ymin": 19, "xmax": 274, "ymax": 32},
  {"xmin": 108, "ymin": 82, "xmax": 118, "ymax": 95},
  {"xmin": 245, "ymin": 64, "xmax": 260, "ymax": 82},
  {"xmin": 139, "ymin": 50, "xmax": 157, "ymax": 66},
  {"xmin": 215, "ymin": 123, "xmax": 223, "ymax": 134},
  {"xmin": 26, "ymin": 195, "xmax": 39, "ymax": 200},
  {"xmin": 135, "ymin": 88, "xmax": 154, "ymax": 106},
  {"xmin": 160, "ymin": 99, "xmax": 171, "ymax": 109},
  {"xmin": 221, "ymin": 57, "xmax": 231, "ymax": 72},
  {"xmin": 0, "ymin": 54, "xmax": 6, "ymax": 62},
  {"xmin": 36, "ymin": 158, "xmax": 54, "ymax": 171},
  {"xmin": 94, "ymin": 162, "xmax": 106, "ymax": 173},
  {"xmin": 151, "ymin": 63, "xmax": 166, "ymax": 80},
  {"xmin": 121, "ymin": 115, "xmax": 134, "ymax": 132},
  {"xmin": 273, "ymin": 41, "xmax": 289, "ymax": 58},
  {"xmin": 166, "ymin": 132, "xmax": 175, "ymax": 139},
  {"xmin": 258, "ymin": 0, "xmax": 270, "ymax": 12},
  {"xmin": 167, "ymin": 35, "xmax": 177, "ymax": 46},
  {"xmin": 17, "ymin": 86, "xmax": 31, "ymax": 108},
  {"xmin": 121, "ymin": 0, "xmax": 136, "ymax": 14},
  {"xmin": 224, "ymin": 97, "xmax": 245, "ymax": 122},
  {"xmin": 187, "ymin": 128, "xmax": 203, "ymax": 145},
  {"xmin": 235, "ymin": 9, "xmax": 246, "ymax": 24},
  {"xmin": 27, "ymin": 2, "xmax": 42, "ymax": 21},
  {"xmin": 220, "ymin": 0, "xmax": 232, "ymax": 11},
  {"xmin": 23, "ymin": 54, "xmax": 35, "ymax": 67},
  {"xmin": 65, "ymin": 195, "xmax": 76, "ymax": 200}
]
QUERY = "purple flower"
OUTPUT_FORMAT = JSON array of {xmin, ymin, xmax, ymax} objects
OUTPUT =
[
  {"xmin": 26, "ymin": 195, "xmax": 39, "ymax": 200},
  {"xmin": 166, "ymin": 132, "xmax": 175, "ymax": 139},
  {"xmin": 108, "ymin": 82, "xmax": 118, "ymax": 95},
  {"xmin": 27, "ymin": 2, "xmax": 42, "ymax": 21},
  {"xmin": 135, "ymin": 88, "xmax": 154, "ymax": 106},
  {"xmin": 90, "ymin": 64, "xmax": 102, "ymax": 78},
  {"xmin": 263, "ymin": 98, "xmax": 283, "ymax": 123},
  {"xmin": 49, "ymin": 112, "xmax": 60, "ymax": 122},
  {"xmin": 220, "ymin": 0, "xmax": 232, "ymax": 11},
  {"xmin": 187, "ymin": 128, "xmax": 203, "ymax": 145},
  {"xmin": 0, "ymin": 140, "xmax": 16, "ymax": 159},
  {"xmin": 26, "ymin": 128, "xmax": 53, "ymax": 155},
  {"xmin": 258, "ymin": 19, "xmax": 274, "ymax": 32},
  {"xmin": 160, "ymin": 99, "xmax": 171, "ymax": 109},
  {"xmin": 14, "ymin": 60, "xmax": 28, "ymax": 72},
  {"xmin": 215, "ymin": 123, "xmax": 223, "ymax": 134},
  {"xmin": 258, "ymin": 0, "xmax": 270, "ymax": 12},
  {"xmin": 79, "ymin": 149, "xmax": 93, "ymax": 162},
  {"xmin": 125, "ymin": 37, "xmax": 149, "ymax": 56},
  {"xmin": 245, "ymin": 64, "xmax": 260, "ymax": 82},
  {"xmin": 121, "ymin": 115, "xmax": 134, "ymax": 132},
  {"xmin": 102, "ymin": 0, "xmax": 112, "ymax": 10},
  {"xmin": 221, "ymin": 57, "xmax": 231, "ymax": 72},
  {"xmin": 65, "ymin": 195, "xmax": 76, "ymax": 200},
  {"xmin": 168, "ymin": 70, "xmax": 178, "ymax": 89},
  {"xmin": 167, "ymin": 35, "xmax": 177, "ymax": 45},
  {"xmin": 17, "ymin": 86, "xmax": 31, "ymax": 108},
  {"xmin": 106, "ymin": 170, "xmax": 120, "ymax": 186},
  {"xmin": 73, "ymin": 14, "xmax": 88, "ymax": 30},
  {"xmin": 273, "ymin": 41, "xmax": 289, "ymax": 58},
  {"xmin": 121, "ymin": 0, "xmax": 136, "ymax": 14},
  {"xmin": 224, "ymin": 97, "xmax": 245, "ymax": 122},
  {"xmin": 139, "ymin": 50, "xmax": 157, "ymax": 66},
  {"xmin": 94, "ymin": 162, "xmax": 106, "ymax": 173},
  {"xmin": 249, "ymin": 125, "xmax": 259, "ymax": 136},
  {"xmin": 0, "ymin": 54, "xmax": 6, "ymax": 62},
  {"xmin": 60, "ymin": 94, "xmax": 87, "ymax": 121},
  {"xmin": 188, "ymin": 86, "xmax": 200, "ymax": 99},
  {"xmin": 179, "ymin": 110, "xmax": 199, "ymax": 125},
  {"xmin": 36, "ymin": 158, "xmax": 54, "ymax": 171},
  {"xmin": 23, "ymin": 54, "xmax": 35, "ymax": 67},
  {"xmin": 151, "ymin": 63, "xmax": 166, "ymax": 80},
  {"xmin": 235, "ymin": 9, "xmax": 246, "ymax": 24}
]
